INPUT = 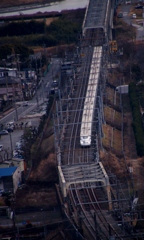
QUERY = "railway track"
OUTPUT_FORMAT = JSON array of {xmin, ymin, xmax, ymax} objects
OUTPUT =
[
  {"xmin": 54, "ymin": 25, "xmax": 134, "ymax": 238},
  {"xmin": 61, "ymin": 30, "xmax": 97, "ymax": 165},
  {"xmin": 68, "ymin": 184, "xmax": 125, "ymax": 240}
]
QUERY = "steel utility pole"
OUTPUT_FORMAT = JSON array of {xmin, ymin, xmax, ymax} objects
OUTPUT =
[
  {"xmin": 12, "ymin": 81, "xmax": 18, "ymax": 121},
  {"xmin": 143, "ymin": 6, "xmax": 144, "ymax": 40},
  {"xmin": 9, "ymin": 54, "xmax": 19, "ymax": 121},
  {"xmin": 2, "ymin": 59, "xmax": 9, "ymax": 105},
  {"xmin": 11, "ymin": 194, "xmax": 16, "ymax": 240},
  {"xmin": 16, "ymin": 54, "xmax": 24, "ymax": 102},
  {"xmin": 9, "ymin": 131, "xmax": 13, "ymax": 158},
  {"xmin": 40, "ymin": 57, "xmax": 45, "ymax": 103}
]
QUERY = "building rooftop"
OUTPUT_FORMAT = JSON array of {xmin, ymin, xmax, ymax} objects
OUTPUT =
[
  {"xmin": 0, "ymin": 167, "xmax": 17, "ymax": 177},
  {"xmin": 0, "ymin": 87, "xmax": 20, "ymax": 95},
  {"xmin": 0, "ymin": 77, "xmax": 18, "ymax": 85}
]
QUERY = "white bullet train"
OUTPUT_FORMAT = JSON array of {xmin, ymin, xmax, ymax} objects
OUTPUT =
[{"xmin": 80, "ymin": 46, "xmax": 102, "ymax": 147}]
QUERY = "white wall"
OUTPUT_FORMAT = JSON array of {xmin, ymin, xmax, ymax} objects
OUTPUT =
[
  {"xmin": 13, "ymin": 166, "xmax": 21, "ymax": 194},
  {"xmin": 0, "ymin": 179, "xmax": 4, "ymax": 191},
  {"xmin": 12, "ymin": 159, "xmax": 24, "ymax": 172}
]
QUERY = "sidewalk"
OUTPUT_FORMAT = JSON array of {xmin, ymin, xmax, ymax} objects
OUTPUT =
[{"xmin": 0, "ymin": 108, "xmax": 14, "ymax": 119}]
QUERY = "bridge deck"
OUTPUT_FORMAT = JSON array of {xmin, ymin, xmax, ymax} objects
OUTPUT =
[{"xmin": 83, "ymin": 0, "xmax": 112, "ymax": 36}]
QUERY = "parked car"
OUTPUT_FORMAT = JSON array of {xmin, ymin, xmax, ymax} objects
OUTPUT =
[
  {"xmin": 135, "ymin": 5, "xmax": 143, "ymax": 9},
  {"xmin": 13, "ymin": 154, "xmax": 23, "ymax": 159},
  {"xmin": 126, "ymin": 0, "xmax": 131, "ymax": 4},
  {"xmin": 118, "ymin": 12, "xmax": 123, "ymax": 18},
  {"xmin": 16, "ymin": 141, "xmax": 22, "ymax": 149},
  {"xmin": 6, "ymin": 128, "xmax": 13, "ymax": 133},
  {"xmin": 5, "ymin": 122, "xmax": 14, "ymax": 131},
  {"xmin": 13, "ymin": 150, "xmax": 18, "ymax": 157},
  {"xmin": 0, "ymin": 144, "xmax": 3, "ymax": 151},
  {"xmin": 13, "ymin": 149, "xmax": 23, "ymax": 158},
  {"xmin": 0, "ymin": 130, "xmax": 8, "ymax": 135},
  {"xmin": 22, "ymin": 101, "xmax": 28, "ymax": 106},
  {"xmin": 132, "ymin": 13, "xmax": 137, "ymax": 19},
  {"xmin": 51, "ymin": 80, "xmax": 58, "ymax": 94}
]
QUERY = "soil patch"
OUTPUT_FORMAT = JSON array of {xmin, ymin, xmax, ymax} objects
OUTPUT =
[
  {"xmin": 29, "ymin": 153, "xmax": 58, "ymax": 182},
  {"xmin": 15, "ymin": 185, "xmax": 58, "ymax": 208}
]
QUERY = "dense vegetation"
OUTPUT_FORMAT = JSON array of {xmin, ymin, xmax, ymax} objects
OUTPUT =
[
  {"xmin": 129, "ymin": 82, "xmax": 144, "ymax": 156},
  {"xmin": 0, "ymin": 20, "xmax": 45, "ymax": 36},
  {"xmin": 0, "ymin": 17, "xmax": 81, "ymax": 60},
  {"xmin": 131, "ymin": 63, "xmax": 141, "ymax": 82},
  {"xmin": 137, "ymin": 83, "xmax": 144, "ymax": 109},
  {"xmin": 0, "ymin": 43, "xmax": 33, "ymax": 60},
  {"xmin": 21, "ymin": 95, "xmax": 54, "ymax": 167},
  {"xmin": 38, "ymin": 95, "xmax": 54, "ymax": 135}
]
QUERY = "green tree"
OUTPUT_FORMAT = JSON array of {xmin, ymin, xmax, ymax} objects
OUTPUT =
[
  {"xmin": 0, "ymin": 43, "xmax": 33, "ymax": 60},
  {"xmin": 132, "ymin": 63, "xmax": 141, "ymax": 82}
]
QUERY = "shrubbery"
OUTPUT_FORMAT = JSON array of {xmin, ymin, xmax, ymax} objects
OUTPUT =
[
  {"xmin": 0, "ymin": 43, "xmax": 33, "ymax": 60},
  {"xmin": 0, "ymin": 20, "xmax": 45, "ymax": 36},
  {"xmin": 129, "ymin": 82, "xmax": 144, "ymax": 156},
  {"xmin": 38, "ymin": 95, "xmax": 54, "ymax": 134},
  {"xmin": 46, "ymin": 18, "xmax": 80, "ymax": 44},
  {"xmin": 0, "ymin": 18, "xmax": 80, "ymax": 48}
]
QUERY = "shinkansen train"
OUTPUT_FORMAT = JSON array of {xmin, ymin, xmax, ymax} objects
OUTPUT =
[{"xmin": 80, "ymin": 46, "xmax": 102, "ymax": 147}]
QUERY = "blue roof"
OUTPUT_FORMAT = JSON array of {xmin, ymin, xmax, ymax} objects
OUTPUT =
[{"xmin": 0, "ymin": 167, "xmax": 17, "ymax": 177}]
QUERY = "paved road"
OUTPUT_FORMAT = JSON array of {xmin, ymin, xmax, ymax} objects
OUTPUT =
[
  {"xmin": 0, "ymin": 58, "xmax": 61, "ymax": 125},
  {"xmin": 34, "ymin": 58, "xmax": 61, "ymax": 104},
  {"xmin": 120, "ymin": 4, "xmax": 131, "ymax": 24},
  {"xmin": 120, "ymin": 2, "xmax": 144, "ymax": 40},
  {"xmin": 0, "ymin": 58, "xmax": 61, "ymax": 159}
]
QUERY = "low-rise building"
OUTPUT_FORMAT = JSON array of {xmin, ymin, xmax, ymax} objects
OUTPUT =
[
  {"xmin": 0, "ymin": 166, "xmax": 21, "ymax": 194},
  {"xmin": 0, "ymin": 75, "xmax": 23, "ymax": 107}
]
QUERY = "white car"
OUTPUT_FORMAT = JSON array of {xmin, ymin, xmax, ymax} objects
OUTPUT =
[
  {"xmin": 0, "ymin": 130, "xmax": 9, "ymax": 135},
  {"xmin": 13, "ymin": 150, "xmax": 18, "ymax": 157},
  {"xmin": 22, "ymin": 101, "xmax": 28, "ymax": 106},
  {"xmin": 126, "ymin": 0, "xmax": 131, "ymax": 4},
  {"xmin": 16, "ymin": 141, "xmax": 22, "ymax": 149},
  {"xmin": 5, "ymin": 121, "xmax": 14, "ymax": 131},
  {"xmin": 132, "ymin": 13, "xmax": 136, "ymax": 19}
]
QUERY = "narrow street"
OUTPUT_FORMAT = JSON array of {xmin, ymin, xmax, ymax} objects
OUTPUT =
[{"xmin": 120, "ymin": 2, "xmax": 144, "ymax": 40}]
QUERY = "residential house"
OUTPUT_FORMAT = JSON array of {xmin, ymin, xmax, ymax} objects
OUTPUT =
[
  {"xmin": 0, "ymin": 67, "xmax": 38, "ymax": 103},
  {"xmin": 0, "ymin": 76, "xmax": 22, "ymax": 102},
  {"xmin": 0, "ymin": 166, "xmax": 21, "ymax": 194}
]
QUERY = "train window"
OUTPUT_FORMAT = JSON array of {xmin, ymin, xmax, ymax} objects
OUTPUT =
[{"xmin": 83, "ymin": 137, "xmax": 87, "ymax": 139}]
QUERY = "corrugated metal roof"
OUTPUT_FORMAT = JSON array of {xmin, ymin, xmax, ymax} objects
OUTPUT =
[{"xmin": 0, "ymin": 167, "xmax": 17, "ymax": 177}]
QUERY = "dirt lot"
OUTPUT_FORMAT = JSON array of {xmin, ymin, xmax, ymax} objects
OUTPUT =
[{"xmin": 16, "ymin": 184, "xmax": 58, "ymax": 208}]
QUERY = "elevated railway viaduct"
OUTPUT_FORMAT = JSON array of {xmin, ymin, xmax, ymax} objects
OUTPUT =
[{"xmin": 54, "ymin": 0, "xmax": 132, "ymax": 239}]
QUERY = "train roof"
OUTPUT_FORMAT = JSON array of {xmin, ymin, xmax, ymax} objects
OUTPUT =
[{"xmin": 80, "ymin": 46, "xmax": 102, "ymax": 137}]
